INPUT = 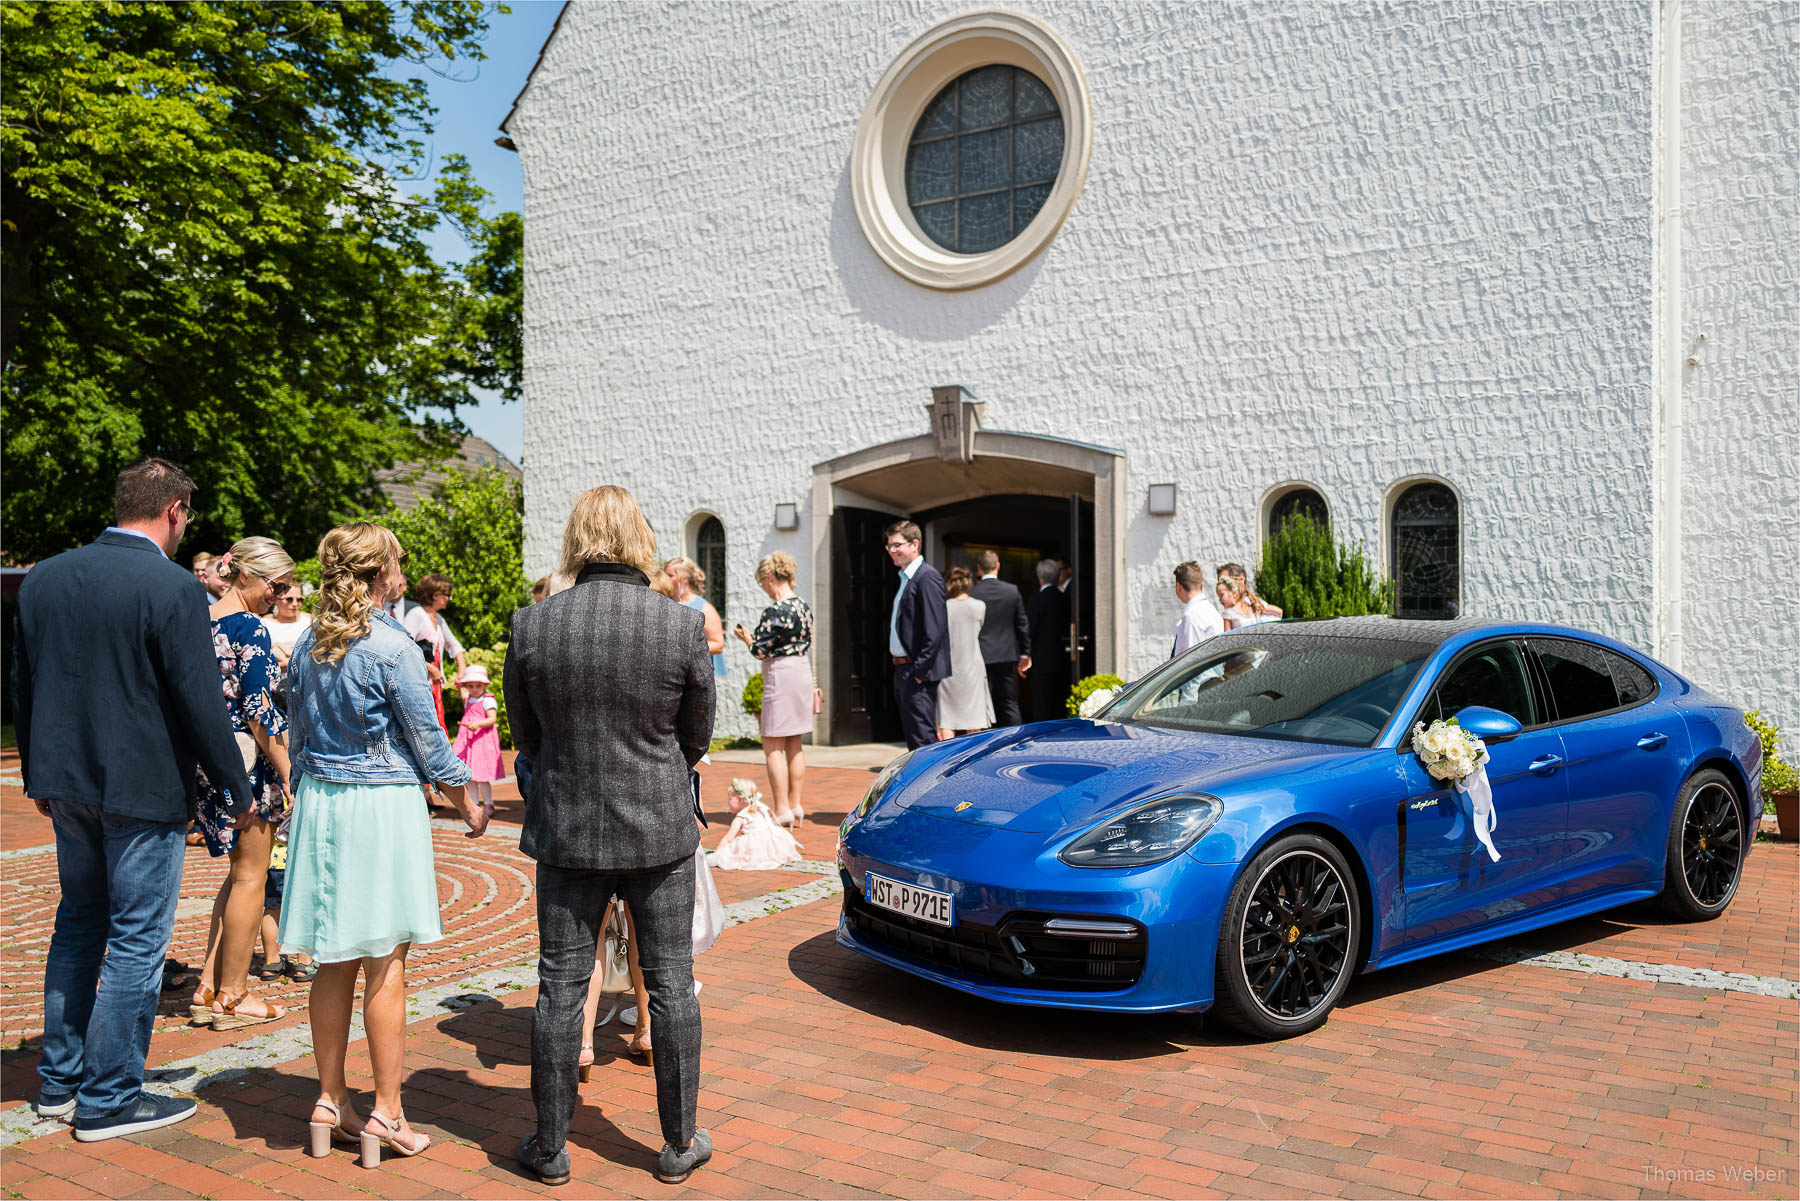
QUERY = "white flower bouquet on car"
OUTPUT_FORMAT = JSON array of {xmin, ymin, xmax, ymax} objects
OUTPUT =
[{"xmin": 1412, "ymin": 716, "xmax": 1501, "ymax": 862}]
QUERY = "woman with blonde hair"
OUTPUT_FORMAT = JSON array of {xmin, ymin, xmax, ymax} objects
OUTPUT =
[
  {"xmin": 507, "ymin": 484, "xmax": 715, "ymax": 1186},
  {"xmin": 280, "ymin": 522, "xmax": 485, "ymax": 1166},
  {"xmin": 666, "ymin": 557, "xmax": 726, "ymax": 681},
  {"xmin": 187, "ymin": 536, "xmax": 296, "ymax": 1033},
  {"xmin": 730, "ymin": 551, "xmax": 813, "ymax": 826},
  {"xmin": 1215, "ymin": 563, "xmax": 1282, "ymax": 630}
]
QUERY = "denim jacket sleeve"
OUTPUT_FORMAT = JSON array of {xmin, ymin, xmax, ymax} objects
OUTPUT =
[{"xmin": 386, "ymin": 636, "xmax": 472, "ymax": 788}]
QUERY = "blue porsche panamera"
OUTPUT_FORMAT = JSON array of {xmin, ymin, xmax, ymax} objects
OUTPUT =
[{"xmin": 835, "ymin": 618, "xmax": 1760, "ymax": 1039}]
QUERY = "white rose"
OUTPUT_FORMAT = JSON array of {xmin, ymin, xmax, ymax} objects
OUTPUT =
[{"xmin": 1079, "ymin": 688, "xmax": 1116, "ymax": 719}]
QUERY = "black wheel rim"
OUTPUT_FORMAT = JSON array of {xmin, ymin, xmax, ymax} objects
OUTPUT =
[
  {"xmin": 1681, "ymin": 783, "xmax": 1742, "ymax": 907},
  {"xmin": 1239, "ymin": 850, "xmax": 1353, "ymax": 1021}
]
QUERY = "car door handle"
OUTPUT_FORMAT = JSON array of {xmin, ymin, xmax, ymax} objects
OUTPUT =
[
  {"xmin": 1637, "ymin": 732, "xmax": 1668, "ymax": 751},
  {"xmin": 1528, "ymin": 754, "xmax": 1563, "ymax": 776}
]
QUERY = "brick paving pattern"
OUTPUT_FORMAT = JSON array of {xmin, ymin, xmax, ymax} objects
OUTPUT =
[{"xmin": 3, "ymin": 753, "xmax": 1796, "ymax": 1199}]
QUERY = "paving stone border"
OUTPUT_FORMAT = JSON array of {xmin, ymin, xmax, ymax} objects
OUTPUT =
[{"xmin": 1465, "ymin": 943, "xmax": 1800, "ymax": 998}]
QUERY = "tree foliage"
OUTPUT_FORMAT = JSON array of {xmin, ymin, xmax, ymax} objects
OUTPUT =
[
  {"xmin": 1, "ymin": 0, "xmax": 520, "ymax": 562},
  {"xmin": 1255, "ymin": 513, "xmax": 1393, "ymax": 621},
  {"xmin": 381, "ymin": 467, "xmax": 525, "ymax": 649}
]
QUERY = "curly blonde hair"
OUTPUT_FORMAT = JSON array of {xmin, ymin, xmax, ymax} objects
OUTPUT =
[
  {"xmin": 217, "ymin": 536, "xmax": 294, "ymax": 587},
  {"xmin": 755, "ymin": 551, "xmax": 797, "ymax": 586},
  {"xmin": 310, "ymin": 522, "xmax": 402, "ymax": 663}
]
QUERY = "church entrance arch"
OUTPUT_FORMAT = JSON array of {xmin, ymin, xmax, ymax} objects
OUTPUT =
[{"xmin": 809, "ymin": 427, "xmax": 1125, "ymax": 745}]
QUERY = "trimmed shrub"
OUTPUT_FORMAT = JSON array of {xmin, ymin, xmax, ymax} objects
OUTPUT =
[
  {"xmin": 1256, "ymin": 512, "xmax": 1392, "ymax": 620},
  {"xmin": 742, "ymin": 673, "xmax": 763, "ymax": 717}
]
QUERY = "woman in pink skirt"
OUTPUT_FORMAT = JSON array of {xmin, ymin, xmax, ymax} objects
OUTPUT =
[{"xmin": 730, "ymin": 551, "xmax": 814, "ymax": 826}]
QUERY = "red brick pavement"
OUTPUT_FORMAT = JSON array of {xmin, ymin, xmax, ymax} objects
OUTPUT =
[{"xmin": 4, "ymin": 756, "xmax": 1796, "ymax": 1199}]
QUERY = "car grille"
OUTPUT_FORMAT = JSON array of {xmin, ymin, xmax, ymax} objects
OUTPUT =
[{"xmin": 842, "ymin": 882, "xmax": 1147, "ymax": 992}]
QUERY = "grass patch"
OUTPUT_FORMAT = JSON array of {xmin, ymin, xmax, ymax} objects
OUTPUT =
[
  {"xmin": 708, "ymin": 735, "xmax": 762, "ymax": 752},
  {"xmin": 1, "ymin": 723, "xmax": 13, "ymax": 750}
]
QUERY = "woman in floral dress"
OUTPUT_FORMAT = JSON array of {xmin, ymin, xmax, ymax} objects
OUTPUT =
[
  {"xmin": 730, "ymin": 551, "xmax": 814, "ymax": 826},
  {"xmin": 187, "ymin": 536, "xmax": 297, "ymax": 1031}
]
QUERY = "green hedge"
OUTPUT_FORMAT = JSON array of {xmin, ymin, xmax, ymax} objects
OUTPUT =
[
  {"xmin": 1068, "ymin": 673, "xmax": 1127, "ymax": 717},
  {"xmin": 742, "ymin": 673, "xmax": 763, "ymax": 717},
  {"xmin": 1255, "ymin": 512, "xmax": 1391, "ymax": 620}
]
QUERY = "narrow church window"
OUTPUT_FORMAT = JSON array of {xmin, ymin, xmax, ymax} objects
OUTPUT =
[
  {"xmin": 696, "ymin": 516, "xmax": 727, "ymax": 619},
  {"xmin": 906, "ymin": 65, "xmax": 1064, "ymax": 254},
  {"xmin": 1269, "ymin": 488, "xmax": 1329, "ymax": 539},
  {"xmin": 1391, "ymin": 483, "xmax": 1460, "ymax": 619}
]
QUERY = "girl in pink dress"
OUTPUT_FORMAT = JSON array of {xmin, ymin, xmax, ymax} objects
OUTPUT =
[{"xmin": 452, "ymin": 666, "xmax": 502, "ymax": 818}]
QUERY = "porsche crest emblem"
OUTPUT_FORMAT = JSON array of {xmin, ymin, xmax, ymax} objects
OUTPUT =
[{"xmin": 954, "ymin": 801, "xmax": 973, "ymax": 812}]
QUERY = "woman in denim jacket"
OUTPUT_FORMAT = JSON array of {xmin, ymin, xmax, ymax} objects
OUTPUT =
[{"xmin": 279, "ymin": 522, "xmax": 488, "ymax": 1166}]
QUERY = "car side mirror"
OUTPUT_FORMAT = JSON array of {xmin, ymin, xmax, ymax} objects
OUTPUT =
[{"xmin": 1453, "ymin": 705, "xmax": 1524, "ymax": 743}]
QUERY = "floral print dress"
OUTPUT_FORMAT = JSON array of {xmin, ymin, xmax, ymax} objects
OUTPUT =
[{"xmin": 193, "ymin": 610, "xmax": 288, "ymax": 856}]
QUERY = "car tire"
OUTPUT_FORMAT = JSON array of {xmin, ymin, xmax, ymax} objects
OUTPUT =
[
  {"xmin": 1658, "ymin": 768, "xmax": 1745, "ymax": 921},
  {"xmin": 1211, "ymin": 832, "xmax": 1361, "ymax": 1040}
]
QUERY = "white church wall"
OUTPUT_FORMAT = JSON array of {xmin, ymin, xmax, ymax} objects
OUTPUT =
[
  {"xmin": 513, "ymin": 1, "xmax": 1660, "ymax": 733},
  {"xmin": 1679, "ymin": 2, "xmax": 1800, "ymax": 736}
]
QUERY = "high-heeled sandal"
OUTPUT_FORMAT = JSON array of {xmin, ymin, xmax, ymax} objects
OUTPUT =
[
  {"xmin": 211, "ymin": 991, "xmax": 285, "ymax": 1031},
  {"xmin": 629, "ymin": 1032, "xmax": 654, "ymax": 1068},
  {"xmin": 360, "ymin": 1109, "xmax": 430, "ymax": 1167},
  {"xmin": 188, "ymin": 987, "xmax": 217, "ymax": 1026},
  {"xmin": 307, "ymin": 1097, "xmax": 361, "ymax": 1158},
  {"xmin": 578, "ymin": 1043, "xmax": 595, "ymax": 1083}
]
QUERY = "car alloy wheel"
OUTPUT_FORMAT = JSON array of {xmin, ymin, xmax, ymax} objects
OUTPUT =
[
  {"xmin": 1660, "ymin": 768, "xmax": 1744, "ymax": 921},
  {"xmin": 1212, "ymin": 833, "xmax": 1361, "ymax": 1039}
]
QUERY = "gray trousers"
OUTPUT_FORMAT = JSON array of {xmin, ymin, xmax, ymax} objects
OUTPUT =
[{"xmin": 532, "ymin": 856, "xmax": 700, "ymax": 1152}]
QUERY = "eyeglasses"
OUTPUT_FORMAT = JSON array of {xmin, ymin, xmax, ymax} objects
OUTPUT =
[{"xmin": 884, "ymin": 541, "xmax": 910, "ymax": 550}]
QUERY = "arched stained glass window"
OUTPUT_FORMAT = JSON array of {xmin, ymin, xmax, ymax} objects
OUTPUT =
[
  {"xmin": 1269, "ymin": 488, "xmax": 1328, "ymax": 539},
  {"xmin": 695, "ymin": 516, "xmax": 727, "ymax": 620},
  {"xmin": 1391, "ymin": 483, "xmax": 1459, "ymax": 619},
  {"xmin": 905, "ymin": 65, "xmax": 1064, "ymax": 255}
]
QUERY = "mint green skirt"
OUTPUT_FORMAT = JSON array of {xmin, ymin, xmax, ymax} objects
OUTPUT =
[{"xmin": 278, "ymin": 775, "xmax": 444, "ymax": 963}]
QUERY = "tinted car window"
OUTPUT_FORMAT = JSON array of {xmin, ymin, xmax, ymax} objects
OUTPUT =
[
  {"xmin": 1531, "ymin": 638, "xmax": 1620, "ymax": 720},
  {"xmin": 1113, "ymin": 635, "xmax": 1427, "ymax": 746},
  {"xmin": 1607, "ymin": 651, "xmax": 1657, "ymax": 706},
  {"xmin": 1427, "ymin": 640, "xmax": 1538, "ymax": 727}
]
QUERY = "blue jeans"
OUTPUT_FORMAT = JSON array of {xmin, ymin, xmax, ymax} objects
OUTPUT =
[{"xmin": 40, "ymin": 801, "xmax": 185, "ymax": 1117}]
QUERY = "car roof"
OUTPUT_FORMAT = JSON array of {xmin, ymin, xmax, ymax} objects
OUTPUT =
[{"xmin": 1224, "ymin": 617, "xmax": 1660, "ymax": 663}]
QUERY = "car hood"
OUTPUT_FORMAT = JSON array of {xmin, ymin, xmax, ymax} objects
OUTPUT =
[{"xmin": 892, "ymin": 718, "xmax": 1365, "ymax": 832}]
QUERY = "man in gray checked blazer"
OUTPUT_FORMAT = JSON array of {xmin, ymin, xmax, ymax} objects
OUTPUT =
[{"xmin": 504, "ymin": 503, "xmax": 716, "ymax": 1186}]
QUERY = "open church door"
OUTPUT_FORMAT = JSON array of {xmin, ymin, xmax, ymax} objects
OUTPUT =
[{"xmin": 830, "ymin": 506, "xmax": 902, "ymax": 744}]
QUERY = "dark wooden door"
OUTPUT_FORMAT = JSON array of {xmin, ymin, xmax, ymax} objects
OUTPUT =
[{"xmin": 831, "ymin": 506, "xmax": 902, "ymax": 743}]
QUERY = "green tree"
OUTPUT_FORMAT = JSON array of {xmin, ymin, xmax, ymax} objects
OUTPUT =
[
  {"xmin": 1, "ymin": 1, "xmax": 519, "ymax": 562},
  {"xmin": 1256, "ymin": 513, "xmax": 1393, "ymax": 620},
  {"xmin": 382, "ymin": 467, "xmax": 525, "ymax": 649}
]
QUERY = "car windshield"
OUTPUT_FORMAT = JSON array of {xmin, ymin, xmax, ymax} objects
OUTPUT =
[{"xmin": 1105, "ymin": 634, "xmax": 1431, "ymax": 746}]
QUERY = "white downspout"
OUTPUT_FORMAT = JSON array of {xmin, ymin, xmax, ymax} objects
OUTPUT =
[{"xmin": 1654, "ymin": 0, "xmax": 1684, "ymax": 671}]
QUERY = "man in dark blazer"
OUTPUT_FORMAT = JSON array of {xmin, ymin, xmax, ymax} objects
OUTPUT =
[
  {"xmin": 883, "ymin": 520, "xmax": 950, "ymax": 749},
  {"xmin": 969, "ymin": 550, "xmax": 1031, "ymax": 727},
  {"xmin": 1026, "ymin": 557, "xmax": 1073, "ymax": 722},
  {"xmin": 11, "ymin": 459, "xmax": 253, "ymax": 1142},
  {"xmin": 505, "ymin": 485, "xmax": 716, "ymax": 1186}
]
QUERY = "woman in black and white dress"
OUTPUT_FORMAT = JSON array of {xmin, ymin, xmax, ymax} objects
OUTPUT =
[{"xmin": 936, "ymin": 567, "xmax": 994, "ymax": 739}]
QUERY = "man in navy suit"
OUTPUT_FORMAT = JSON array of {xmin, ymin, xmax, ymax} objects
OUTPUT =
[
  {"xmin": 11, "ymin": 459, "xmax": 253, "ymax": 1142},
  {"xmin": 883, "ymin": 520, "xmax": 950, "ymax": 750}
]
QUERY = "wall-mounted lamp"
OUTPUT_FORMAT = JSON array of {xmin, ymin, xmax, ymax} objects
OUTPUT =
[
  {"xmin": 1147, "ymin": 483, "xmax": 1178, "ymax": 516},
  {"xmin": 774, "ymin": 502, "xmax": 799, "ymax": 530}
]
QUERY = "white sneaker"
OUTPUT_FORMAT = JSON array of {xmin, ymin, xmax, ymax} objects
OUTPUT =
[{"xmin": 617, "ymin": 980, "xmax": 702, "ymax": 1027}]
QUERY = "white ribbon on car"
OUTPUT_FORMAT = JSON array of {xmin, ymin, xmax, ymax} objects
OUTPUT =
[{"xmin": 1455, "ymin": 762, "xmax": 1500, "ymax": 862}]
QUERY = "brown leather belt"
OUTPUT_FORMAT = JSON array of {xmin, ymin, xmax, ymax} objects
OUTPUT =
[{"xmin": 891, "ymin": 655, "xmax": 910, "ymax": 664}]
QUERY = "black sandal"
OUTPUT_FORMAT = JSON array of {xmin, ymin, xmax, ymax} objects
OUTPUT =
[{"xmin": 282, "ymin": 956, "xmax": 318, "ymax": 981}]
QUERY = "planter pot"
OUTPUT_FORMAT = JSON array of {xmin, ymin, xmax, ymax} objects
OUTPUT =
[{"xmin": 1772, "ymin": 790, "xmax": 1800, "ymax": 842}]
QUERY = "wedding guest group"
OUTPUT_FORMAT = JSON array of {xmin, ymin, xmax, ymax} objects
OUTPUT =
[
  {"xmin": 280, "ymin": 521, "xmax": 487, "ymax": 1165},
  {"xmin": 883, "ymin": 521, "xmax": 950, "ymax": 750},
  {"xmin": 506, "ymin": 483, "xmax": 716, "ymax": 1186},
  {"xmin": 13, "ymin": 459, "xmax": 254, "ymax": 1141},
  {"xmin": 731, "ymin": 551, "xmax": 813, "ymax": 825}
]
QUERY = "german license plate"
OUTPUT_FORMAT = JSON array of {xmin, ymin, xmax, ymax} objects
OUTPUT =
[{"xmin": 864, "ymin": 872, "xmax": 955, "ymax": 927}]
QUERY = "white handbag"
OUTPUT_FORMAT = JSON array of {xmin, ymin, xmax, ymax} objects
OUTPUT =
[
  {"xmin": 234, "ymin": 731, "xmax": 259, "ymax": 772},
  {"xmin": 692, "ymin": 843, "xmax": 726, "ymax": 956}
]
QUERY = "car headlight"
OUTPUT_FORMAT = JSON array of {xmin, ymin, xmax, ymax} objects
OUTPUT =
[
  {"xmin": 1058, "ymin": 793, "xmax": 1224, "ymax": 868},
  {"xmin": 843, "ymin": 749, "xmax": 915, "ymax": 834}
]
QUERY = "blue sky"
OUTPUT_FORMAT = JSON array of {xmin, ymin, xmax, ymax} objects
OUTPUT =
[{"xmin": 390, "ymin": 0, "xmax": 564, "ymax": 464}]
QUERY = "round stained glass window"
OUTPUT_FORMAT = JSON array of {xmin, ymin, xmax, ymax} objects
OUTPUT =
[{"xmin": 905, "ymin": 65, "xmax": 1065, "ymax": 255}]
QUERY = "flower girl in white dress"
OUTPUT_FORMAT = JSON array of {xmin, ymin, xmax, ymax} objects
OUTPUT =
[{"xmin": 713, "ymin": 778, "xmax": 803, "ymax": 870}]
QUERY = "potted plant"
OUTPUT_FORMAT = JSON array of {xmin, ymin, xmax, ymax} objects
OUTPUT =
[{"xmin": 1746, "ymin": 710, "xmax": 1799, "ymax": 841}]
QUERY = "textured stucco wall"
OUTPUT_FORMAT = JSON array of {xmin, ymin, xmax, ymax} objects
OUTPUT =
[
  {"xmin": 1679, "ymin": 2, "xmax": 1800, "ymax": 735},
  {"xmin": 512, "ymin": 1, "xmax": 1661, "ymax": 736}
]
